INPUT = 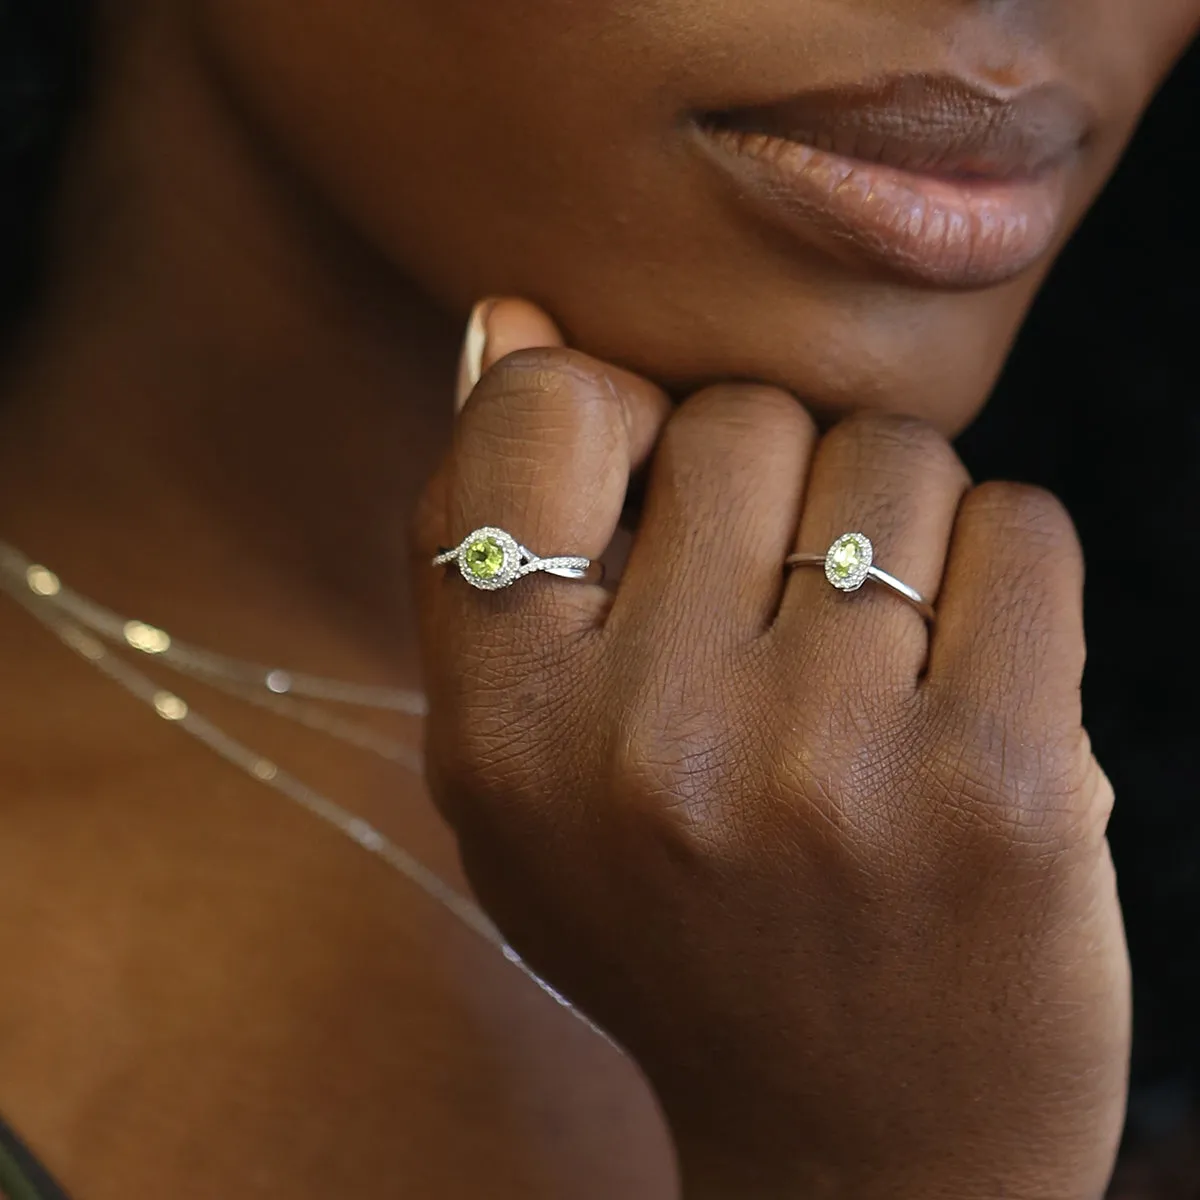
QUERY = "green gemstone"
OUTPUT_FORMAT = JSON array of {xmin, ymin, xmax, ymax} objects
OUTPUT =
[
  {"xmin": 464, "ymin": 536, "xmax": 505, "ymax": 579},
  {"xmin": 829, "ymin": 537, "xmax": 864, "ymax": 578}
]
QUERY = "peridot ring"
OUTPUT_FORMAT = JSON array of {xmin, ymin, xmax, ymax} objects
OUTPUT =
[
  {"xmin": 433, "ymin": 526, "xmax": 593, "ymax": 591},
  {"xmin": 786, "ymin": 532, "xmax": 934, "ymax": 624}
]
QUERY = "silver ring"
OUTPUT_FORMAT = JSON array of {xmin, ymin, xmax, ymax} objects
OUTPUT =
[
  {"xmin": 785, "ymin": 532, "xmax": 934, "ymax": 624},
  {"xmin": 433, "ymin": 526, "xmax": 593, "ymax": 591}
]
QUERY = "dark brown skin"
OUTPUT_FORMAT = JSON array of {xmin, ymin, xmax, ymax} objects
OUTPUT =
[
  {"xmin": 0, "ymin": 0, "xmax": 1197, "ymax": 1197},
  {"xmin": 420, "ymin": 304, "xmax": 1126, "ymax": 1199}
]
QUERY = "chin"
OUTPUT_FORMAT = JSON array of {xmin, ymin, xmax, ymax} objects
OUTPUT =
[{"xmin": 535, "ymin": 273, "xmax": 1032, "ymax": 438}]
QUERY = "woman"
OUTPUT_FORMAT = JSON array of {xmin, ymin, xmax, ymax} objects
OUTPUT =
[{"xmin": 0, "ymin": 1, "xmax": 1197, "ymax": 1196}]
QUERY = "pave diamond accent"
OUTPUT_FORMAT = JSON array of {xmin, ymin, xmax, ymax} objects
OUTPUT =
[{"xmin": 824, "ymin": 532, "xmax": 873, "ymax": 592}]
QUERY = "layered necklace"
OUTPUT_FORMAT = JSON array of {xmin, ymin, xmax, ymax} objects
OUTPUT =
[{"xmin": 0, "ymin": 540, "xmax": 607, "ymax": 1040}]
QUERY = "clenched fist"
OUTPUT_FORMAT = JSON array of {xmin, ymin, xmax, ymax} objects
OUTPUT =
[{"xmin": 413, "ymin": 299, "xmax": 1130, "ymax": 1200}]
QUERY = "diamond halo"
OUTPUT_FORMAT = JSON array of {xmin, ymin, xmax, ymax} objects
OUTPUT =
[
  {"xmin": 824, "ymin": 532, "xmax": 874, "ymax": 592},
  {"xmin": 455, "ymin": 526, "xmax": 521, "ymax": 591}
]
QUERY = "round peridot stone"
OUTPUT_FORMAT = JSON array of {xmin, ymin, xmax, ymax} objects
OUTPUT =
[{"xmin": 464, "ymin": 536, "xmax": 505, "ymax": 580}]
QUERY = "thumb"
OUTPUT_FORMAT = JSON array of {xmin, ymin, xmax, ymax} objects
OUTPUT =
[{"xmin": 454, "ymin": 297, "xmax": 567, "ymax": 413}]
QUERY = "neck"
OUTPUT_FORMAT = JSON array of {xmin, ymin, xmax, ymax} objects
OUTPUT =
[{"xmin": 0, "ymin": 12, "xmax": 461, "ymax": 684}]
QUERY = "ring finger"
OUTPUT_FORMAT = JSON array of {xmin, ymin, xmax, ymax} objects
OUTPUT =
[{"xmin": 776, "ymin": 412, "xmax": 971, "ymax": 684}]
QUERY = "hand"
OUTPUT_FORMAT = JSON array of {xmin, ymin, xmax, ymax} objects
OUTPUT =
[{"xmin": 413, "ymin": 299, "xmax": 1131, "ymax": 1200}]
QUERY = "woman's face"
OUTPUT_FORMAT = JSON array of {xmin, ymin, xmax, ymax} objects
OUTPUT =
[{"xmin": 187, "ymin": 0, "xmax": 1198, "ymax": 432}]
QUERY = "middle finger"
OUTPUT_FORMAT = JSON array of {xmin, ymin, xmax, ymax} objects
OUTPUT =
[{"xmin": 609, "ymin": 382, "xmax": 818, "ymax": 646}]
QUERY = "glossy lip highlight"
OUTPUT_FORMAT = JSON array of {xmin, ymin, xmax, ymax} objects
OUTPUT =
[{"xmin": 693, "ymin": 74, "xmax": 1093, "ymax": 288}]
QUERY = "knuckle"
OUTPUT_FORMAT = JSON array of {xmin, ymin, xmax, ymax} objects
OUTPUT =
[
  {"xmin": 830, "ymin": 409, "xmax": 949, "ymax": 456},
  {"xmin": 824, "ymin": 410, "xmax": 969, "ymax": 485},
  {"xmin": 656, "ymin": 384, "xmax": 814, "ymax": 488},
  {"xmin": 919, "ymin": 701, "xmax": 1095, "ymax": 858},
  {"xmin": 468, "ymin": 347, "xmax": 628, "ymax": 448},
  {"xmin": 961, "ymin": 481, "xmax": 1079, "ymax": 554},
  {"xmin": 605, "ymin": 683, "xmax": 746, "ymax": 842},
  {"xmin": 673, "ymin": 382, "xmax": 814, "ymax": 443},
  {"xmin": 481, "ymin": 345, "xmax": 592, "ymax": 392}
]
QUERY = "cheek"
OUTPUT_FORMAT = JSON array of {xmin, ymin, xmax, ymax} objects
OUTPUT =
[
  {"xmin": 187, "ymin": 0, "xmax": 665, "ymax": 302},
  {"xmin": 1051, "ymin": 1, "xmax": 1200, "ymax": 129}
]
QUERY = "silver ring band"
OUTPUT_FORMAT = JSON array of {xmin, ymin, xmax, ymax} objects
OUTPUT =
[
  {"xmin": 434, "ymin": 526, "xmax": 592, "ymax": 591},
  {"xmin": 786, "ymin": 532, "xmax": 934, "ymax": 625}
]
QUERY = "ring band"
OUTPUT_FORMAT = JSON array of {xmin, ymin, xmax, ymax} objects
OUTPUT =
[
  {"xmin": 786, "ymin": 532, "xmax": 934, "ymax": 624},
  {"xmin": 434, "ymin": 526, "xmax": 593, "ymax": 591}
]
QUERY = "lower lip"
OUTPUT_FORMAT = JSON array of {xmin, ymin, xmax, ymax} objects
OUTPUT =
[{"xmin": 693, "ymin": 123, "xmax": 1069, "ymax": 289}]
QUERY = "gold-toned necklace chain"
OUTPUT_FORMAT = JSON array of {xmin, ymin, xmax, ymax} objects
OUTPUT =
[{"xmin": 0, "ymin": 540, "xmax": 611, "ymax": 1044}]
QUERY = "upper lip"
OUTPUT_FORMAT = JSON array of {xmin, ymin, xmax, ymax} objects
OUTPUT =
[{"xmin": 699, "ymin": 73, "xmax": 1094, "ymax": 182}]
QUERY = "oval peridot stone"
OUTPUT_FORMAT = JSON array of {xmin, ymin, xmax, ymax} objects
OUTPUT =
[
  {"xmin": 464, "ymin": 536, "xmax": 505, "ymax": 580},
  {"xmin": 829, "ymin": 536, "xmax": 864, "ymax": 578}
]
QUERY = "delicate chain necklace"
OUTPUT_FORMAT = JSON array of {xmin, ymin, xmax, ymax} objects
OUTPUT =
[{"xmin": 0, "ymin": 540, "xmax": 610, "ymax": 1043}]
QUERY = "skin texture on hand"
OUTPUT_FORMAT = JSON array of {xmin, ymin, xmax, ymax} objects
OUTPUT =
[{"xmin": 414, "ymin": 301, "xmax": 1131, "ymax": 1200}]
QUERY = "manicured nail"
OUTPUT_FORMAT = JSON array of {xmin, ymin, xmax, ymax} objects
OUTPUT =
[{"xmin": 455, "ymin": 298, "xmax": 495, "ymax": 414}]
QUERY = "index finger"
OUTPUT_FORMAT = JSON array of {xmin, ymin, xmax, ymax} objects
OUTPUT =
[{"xmin": 413, "ymin": 301, "xmax": 672, "ymax": 632}]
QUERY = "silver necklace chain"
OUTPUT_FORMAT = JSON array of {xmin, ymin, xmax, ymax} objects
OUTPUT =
[
  {"xmin": 0, "ymin": 542, "xmax": 428, "ymax": 714},
  {"xmin": 0, "ymin": 540, "xmax": 610, "ymax": 1043}
]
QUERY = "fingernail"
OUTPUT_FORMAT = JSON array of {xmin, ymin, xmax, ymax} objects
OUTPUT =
[{"xmin": 455, "ymin": 298, "xmax": 495, "ymax": 414}]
